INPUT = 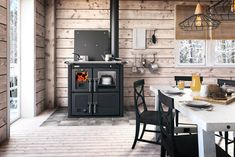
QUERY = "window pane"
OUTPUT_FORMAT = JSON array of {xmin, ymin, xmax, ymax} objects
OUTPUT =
[
  {"xmin": 178, "ymin": 40, "xmax": 205, "ymax": 65},
  {"xmin": 10, "ymin": 0, "xmax": 20, "ymax": 123},
  {"xmin": 215, "ymin": 40, "xmax": 235, "ymax": 64}
]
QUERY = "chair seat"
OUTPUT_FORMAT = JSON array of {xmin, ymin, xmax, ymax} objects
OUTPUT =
[
  {"xmin": 173, "ymin": 134, "xmax": 231, "ymax": 157},
  {"xmin": 140, "ymin": 111, "xmax": 161, "ymax": 125}
]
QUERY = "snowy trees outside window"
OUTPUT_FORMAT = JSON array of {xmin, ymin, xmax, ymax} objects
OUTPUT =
[
  {"xmin": 214, "ymin": 40, "xmax": 235, "ymax": 65},
  {"xmin": 177, "ymin": 40, "xmax": 205, "ymax": 65},
  {"xmin": 177, "ymin": 40, "xmax": 235, "ymax": 66}
]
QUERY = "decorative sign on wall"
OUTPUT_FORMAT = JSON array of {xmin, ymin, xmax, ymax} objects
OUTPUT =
[{"xmin": 133, "ymin": 28, "xmax": 146, "ymax": 49}]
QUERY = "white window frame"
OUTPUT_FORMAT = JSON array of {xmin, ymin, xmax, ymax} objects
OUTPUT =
[
  {"xmin": 175, "ymin": 40, "xmax": 235, "ymax": 67},
  {"xmin": 175, "ymin": 40, "xmax": 206, "ymax": 67},
  {"xmin": 210, "ymin": 40, "xmax": 235, "ymax": 67}
]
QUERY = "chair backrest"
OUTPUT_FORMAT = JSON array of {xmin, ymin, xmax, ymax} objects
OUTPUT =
[
  {"xmin": 158, "ymin": 90, "xmax": 175, "ymax": 156},
  {"xmin": 217, "ymin": 79, "xmax": 235, "ymax": 86},
  {"xmin": 174, "ymin": 76, "xmax": 203, "ymax": 85},
  {"xmin": 133, "ymin": 79, "xmax": 147, "ymax": 116}
]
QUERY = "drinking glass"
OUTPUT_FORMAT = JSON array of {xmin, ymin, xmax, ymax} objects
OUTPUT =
[{"xmin": 178, "ymin": 80, "xmax": 185, "ymax": 90}]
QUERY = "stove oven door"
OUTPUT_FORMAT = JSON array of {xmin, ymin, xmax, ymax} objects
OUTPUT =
[
  {"xmin": 93, "ymin": 64, "xmax": 120, "ymax": 92},
  {"xmin": 72, "ymin": 65, "xmax": 92, "ymax": 92},
  {"xmin": 93, "ymin": 93, "xmax": 119, "ymax": 116},
  {"xmin": 72, "ymin": 93, "xmax": 92, "ymax": 116}
]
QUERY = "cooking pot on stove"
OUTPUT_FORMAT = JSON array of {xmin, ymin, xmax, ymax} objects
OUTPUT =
[
  {"xmin": 79, "ymin": 55, "xmax": 89, "ymax": 61},
  {"xmin": 100, "ymin": 75, "xmax": 114, "ymax": 85}
]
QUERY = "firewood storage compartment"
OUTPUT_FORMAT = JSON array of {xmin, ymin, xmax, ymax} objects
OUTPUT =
[{"xmin": 68, "ymin": 62, "xmax": 123, "ymax": 117}]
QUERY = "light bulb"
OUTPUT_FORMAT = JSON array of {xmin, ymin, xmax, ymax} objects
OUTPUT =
[
  {"xmin": 231, "ymin": 0, "xmax": 235, "ymax": 12},
  {"xmin": 195, "ymin": 15, "xmax": 202, "ymax": 27}
]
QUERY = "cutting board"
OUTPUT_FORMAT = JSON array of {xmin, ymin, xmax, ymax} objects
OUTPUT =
[{"xmin": 193, "ymin": 95, "xmax": 235, "ymax": 105}]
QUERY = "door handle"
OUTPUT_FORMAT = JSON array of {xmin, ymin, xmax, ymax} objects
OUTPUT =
[
  {"xmin": 88, "ymin": 103, "xmax": 92, "ymax": 114},
  {"xmin": 73, "ymin": 65, "xmax": 80, "ymax": 68},
  {"xmin": 88, "ymin": 79, "xmax": 92, "ymax": 92},
  {"xmin": 93, "ymin": 103, "xmax": 97, "ymax": 114},
  {"xmin": 93, "ymin": 79, "xmax": 97, "ymax": 92}
]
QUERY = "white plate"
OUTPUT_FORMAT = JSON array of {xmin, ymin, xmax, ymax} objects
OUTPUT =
[
  {"xmin": 180, "ymin": 101, "xmax": 212, "ymax": 109},
  {"xmin": 163, "ymin": 90, "xmax": 184, "ymax": 95}
]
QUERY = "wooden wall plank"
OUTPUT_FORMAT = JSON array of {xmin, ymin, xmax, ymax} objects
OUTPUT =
[
  {"xmin": 0, "ymin": 108, "xmax": 7, "ymax": 127},
  {"xmin": 36, "ymin": 80, "xmax": 45, "ymax": 92},
  {"xmin": 119, "ymin": 19, "xmax": 174, "ymax": 29},
  {"xmin": 56, "ymin": 10, "xmax": 174, "ymax": 20},
  {"xmin": 56, "ymin": 0, "xmax": 109, "ymax": 10},
  {"xmin": 56, "ymin": 0, "xmax": 175, "ymax": 10},
  {"xmin": 0, "ymin": 41, "xmax": 6, "ymax": 57},
  {"xmin": 0, "ymin": 58, "xmax": 7, "ymax": 75},
  {"xmin": 45, "ymin": 0, "xmax": 56, "ymax": 108},
  {"xmin": 36, "ymin": 47, "xmax": 45, "ymax": 58},
  {"xmin": 36, "ymin": 90, "xmax": 45, "ymax": 104},
  {"xmin": 36, "ymin": 59, "xmax": 45, "ymax": 70},
  {"xmin": 0, "ymin": 24, "xmax": 7, "ymax": 41},
  {"xmin": 36, "ymin": 24, "xmax": 45, "ymax": 37},
  {"xmin": 36, "ymin": 13, "xmax": 45, "ymax": 26},
  {"xmin": 0, "ymin": 6, "xmax": 6, "ymax": 25},
  {"xmin": 56, "ymin": 19, "xmax": 174, "ymax": 29},
  {"xmin": 119, "ymin": 1, "xmax": 174, "ymax": 10},
  {"xmin": 0, "ymin": 92, "xmax": 7, "ymax": 110},
  {"xmin": 36, "ymin": 100, "xmax": 45, "ymax": 116},
  {"xmin": 36, "ymin": 35, "xmax": 45, "ymax": 48},
  {"xmin": 0, "ymin": 75, "xmax": 6, "ymax": 93},
  {"xmin": 56, "ymin": 38, "xmax": 174, "ymax": 49},
  {"xmin": 56, "ymin": 78, "xmax": 67, "ymax": 88},
  {"xmin": 56, "ymin": 88, "xmax": 67, "ymax": 98},
  {"xmin": 36, "ymin": 0, "xmax": 46, "ymax": 114},
  {"xmin": 56, "ymin": 19, "xmax": 110, "ymax": 29},
  {"xmin": 0, "ymin": 0, "xmax": 7, "ymax": 8},
  {"xmin": 56, "ymin": 29, "xmax": 174, "ymax": 39},
  {"xmin": 36, "ymin": 0, "xmax": 45, "ymax": 16},
  {"xmin": 56, "ymin": 10, "xmax": 109, "ymax": 19},
  {"xmin": 0, "ymin": 124, "xmax": 7, "ymax": 142},
  {"xmin": 36, "ymin": 69, "xmax": 45, "ymax": 81}
]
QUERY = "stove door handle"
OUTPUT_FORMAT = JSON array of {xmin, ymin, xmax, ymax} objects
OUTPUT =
[
  {"xmin": 93, "ymin": 103, "xmax": 97, "ymax": 114},
  {"xmin": 88, "ymin": 79, "xmax": 92, "ymax": 92},
  {"xmin": 88, "ymin": 103, "xmax": 92, "ymax": 114},
  {"xmin": 93, "ymin": 79, "xmax": 97, "ymax": 92}
]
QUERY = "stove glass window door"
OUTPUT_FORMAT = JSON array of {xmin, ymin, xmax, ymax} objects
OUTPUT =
[
  {"xmin": 94, "ymin": 69, "xmax": 120, "ymax": 92},
  {"xmin": 72, "ymin": 68, "xmax": 92, "ymax": 92}
]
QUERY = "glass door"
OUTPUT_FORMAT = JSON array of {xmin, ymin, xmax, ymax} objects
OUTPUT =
[
  {"xmin": 72, "ymin": 67, "xmax": 92, "ymax": 92},
  {"xmin": 10, "ymin": 0, "xmax": 20, "ymax": 123}
]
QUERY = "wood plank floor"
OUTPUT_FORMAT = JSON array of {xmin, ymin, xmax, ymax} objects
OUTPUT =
[
  {"xmin": 0, "ymin": 110, "xmax": 160, "ymax": 157},
  {"xmin": 0, "ymin": 109, "xmax": 233, "ymax": 157}
]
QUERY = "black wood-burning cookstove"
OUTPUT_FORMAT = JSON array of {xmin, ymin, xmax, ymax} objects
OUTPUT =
[
  {"xmin": 67, "ymin": 0, "xmax": 122, "ymax": 117},
  {"xmin": 68, "ymin": 63, "xmax": 123, "ymax": 117}
]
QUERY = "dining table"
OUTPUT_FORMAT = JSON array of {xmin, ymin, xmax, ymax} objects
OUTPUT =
[{"xmin": 150, "ymin": 85, "xmax": 235, "ymax": 157}]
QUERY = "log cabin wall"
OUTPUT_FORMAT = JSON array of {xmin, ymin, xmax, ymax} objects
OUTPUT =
[
  {"xmin": 36, "ymin": 0, "xmax": 46, "ymax": 115},
  {"xmin": 55, "ymin": 0, "xmax": 235, "ymax": 109},
  {"xmin": 0, "ymin": 0, "xmax": 8, "ymax": 142}
]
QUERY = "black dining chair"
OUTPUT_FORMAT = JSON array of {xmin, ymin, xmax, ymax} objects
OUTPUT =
[
  {"xmin": 174, "ymin": 76, "xmax": 203, "ymax": 86},
  {"xmin": 217, "ymin": 79, "xmax": 235, "ymax": 155},
  {"xmin": 158, "ymin": 90, "xmax": 231, "ymax": 157},
  {"xmin": 131, "ymin": 79, "xmax": 162, "ymax": 149},
  {"xmin": 174, "ymin": 76, "xmax": 203, "ymax": 127}
]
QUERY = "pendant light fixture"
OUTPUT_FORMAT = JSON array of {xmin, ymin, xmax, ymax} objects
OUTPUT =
[
  {"xmin": 179, "ymin": 3, "xmax": 220, "ymax": 31},
  {"xmin": 207, "ymin": 0, "xmax": 235, "ymax": 21}
]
